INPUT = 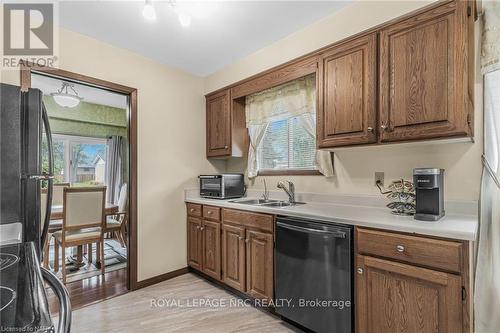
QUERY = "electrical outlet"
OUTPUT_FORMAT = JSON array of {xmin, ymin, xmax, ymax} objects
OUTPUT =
[{"xmin": 375, "ymin": 172, "xmax": 384, "ymax": 186}]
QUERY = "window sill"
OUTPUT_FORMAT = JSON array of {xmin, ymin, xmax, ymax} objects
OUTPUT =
[{"xmin": 257, "ymin": 169, "xmax": 321, "ymax": 176}]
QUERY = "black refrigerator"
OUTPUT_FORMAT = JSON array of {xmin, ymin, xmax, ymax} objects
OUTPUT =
[
  {"xmin": 0, "ymin": 83, "xmax": 71, "ymax": 333},
  {"xmin": 0, "ymin": 82, "xmax": 54, "ymax": 257}
]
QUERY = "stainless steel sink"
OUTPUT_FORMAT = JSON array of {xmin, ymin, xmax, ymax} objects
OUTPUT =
[
  {"xmin": 261, "ymin": 201, "xmax": 306, "ymax": 207},
  {"xmin": 229, "ymin": 199, "xmax": 280, "ymax": 205},
  {"xmin": 230, "ymin": 198, "xmax": 305, "ymax": 208}
]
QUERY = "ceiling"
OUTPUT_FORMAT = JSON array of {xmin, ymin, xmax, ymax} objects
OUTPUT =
[
  {"xmin": 59, "ymin": 1, "xmax": 352, "ymax": 77},
  {"xmin": 31, "ymin": 73, "xmax": 128, "ymax": 109}
]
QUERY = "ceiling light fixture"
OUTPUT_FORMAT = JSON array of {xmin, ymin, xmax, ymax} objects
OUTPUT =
[
  {"xmin": 171, "ymin": 1, "xmax": 191, "ymax": 28},
  {"xmin": 50, "ymin": 82, "xmax": 83, "ymax": 108},
  {"xmin": 143, "ymin": 0, "xmax": 156, "ymax": 21},
  {"xmin": 177, "ymin": 11, "xmax": 191, "ymax": 27},
  {"xmin": 143, "ymin": 0, "xmax": 191, "ymax": 27}
]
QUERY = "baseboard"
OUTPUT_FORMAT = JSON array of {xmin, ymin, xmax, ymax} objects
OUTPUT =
[{"xmin": 135, "ymin": 267, "xmax": 189, "ymax": 289}]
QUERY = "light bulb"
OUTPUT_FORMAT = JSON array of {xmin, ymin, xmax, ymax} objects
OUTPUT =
[
  {"xmin": 178, "ymin": 12, "xmax": 191, "ymax": 27},
  {"xmin": 143, "ymin": 1, "xmax": 156, "ymax": 21}
]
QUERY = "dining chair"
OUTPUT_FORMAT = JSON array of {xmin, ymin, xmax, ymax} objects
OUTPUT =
[
  {"xmin": 53, "ymin": 182, "xmax": 71, "ymax": 206},
  {"xmin": 105, "ymin": 183, "xmax": 128, "ymax": 247},
  {"xmin": 53, "ymin": 186, "xmax": 106, "ymax": 284}
]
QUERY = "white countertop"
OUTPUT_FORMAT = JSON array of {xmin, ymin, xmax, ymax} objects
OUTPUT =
[{"xmin": 184, "ymin": 190, "xmax": 478, "ymax": 241}]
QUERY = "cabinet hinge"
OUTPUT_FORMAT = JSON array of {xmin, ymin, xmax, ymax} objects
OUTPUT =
[
  {"xmin": 467, "ymin": 6, "xmax": 472, "ymax": 17},
  {"xmin": 467, "ymin": 113, "xmax": 472, "ymax": 125},
  {"xmin": 462, "ymin": 286, "xmax": 467, "ymax": 303}
]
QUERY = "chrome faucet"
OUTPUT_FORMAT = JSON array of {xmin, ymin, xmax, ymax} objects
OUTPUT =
[
  {"xmin": 262, "ymin": 179, "xmax": 269, "ymax": 201},
  {"xmin": 277, "ymin": 180, "xmax": 295, "ymax": 204}
]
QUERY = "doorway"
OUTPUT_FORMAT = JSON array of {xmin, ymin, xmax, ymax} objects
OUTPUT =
[{"xmin": 20, "ymin": 63, "xmax": 138, "ymax": 309}]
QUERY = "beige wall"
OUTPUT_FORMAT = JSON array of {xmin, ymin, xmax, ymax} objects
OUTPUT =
[
  {"xmin": 1, "ymin": 26, "xmax": 225, "ymax": 281},
  {"xmin": 206, "ymin": 0, "xmax": 483, "ymax": 202}
]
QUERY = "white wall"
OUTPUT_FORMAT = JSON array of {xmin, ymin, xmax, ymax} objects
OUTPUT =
[
  {"xmin": 205, "ymin": 0, "xmax": 483, "ymax": 202},
  {"xmin": 1, "ymin": 25, "xmax": 225, "ymax": 281}
]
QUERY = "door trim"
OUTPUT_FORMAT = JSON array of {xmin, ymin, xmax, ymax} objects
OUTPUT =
[{"xmin": 20, "ymin": 61, "xmax": 140, "ymax": 291}]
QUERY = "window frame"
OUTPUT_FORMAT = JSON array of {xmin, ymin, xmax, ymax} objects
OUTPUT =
[
  {"xmin": 50, "ymin": 134, "xmax": 108, "ymax": 184},
  {"xmin": 256, "ymin": 116, "xmax": 321, "ymax": 176}
]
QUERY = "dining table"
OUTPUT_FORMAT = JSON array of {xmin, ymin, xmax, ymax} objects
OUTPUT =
[{"xmin": 50, "ymin": 202, "xmax": 119, "ymax": 220}]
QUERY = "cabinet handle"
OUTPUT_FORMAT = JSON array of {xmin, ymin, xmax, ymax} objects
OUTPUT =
[
  {"xmin": 207, "ymin": 211, "xmax": 212, "ymax": 215},
  {"xmin": 367, "ymin": 126, "xmax": 373, "ymax": 133},
  {"xmin": 396, "ymin": 245, "xmax": 405, "ymax": 253},
  {"xmin": 380, "ymin": 124, "xmax": 387, "ymax": 131},
  {"xmin": 238, "ymin": 236, "xmax": 243, "ymax": 241},
  {"xmin": 224, "ymin": 145, "xmax": 228, "ymax": 149},
  {"xmin": 200, "ymin": 227, "xmax": 205, "ymax": 231},
  {"xmin": 196, "ymin": 226, "xmax": 200, "ymax": 230},
  {"xmin": 357, "ymin": 268, "xmax": 364, "ymax": 275},
  {"xmin": 190, "ymin": 208, "xmax": 195, "ymax": 212},
  {"xmin": 245, "ymin": 239, "xmax": 249, "ymax": 243}
]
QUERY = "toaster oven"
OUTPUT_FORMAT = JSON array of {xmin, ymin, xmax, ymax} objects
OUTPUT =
[{"xmin": 198, "ymin": 174, "xmax": 245, "ymax": 199}]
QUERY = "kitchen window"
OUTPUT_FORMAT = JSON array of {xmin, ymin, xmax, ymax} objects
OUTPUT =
[
  {"xmin": 257, "ymin": 116, "xmax": 317, "ymax": 172},
  {"xmin": 245, "ymin": 74, "xmax": 333, "ymax": 177}
]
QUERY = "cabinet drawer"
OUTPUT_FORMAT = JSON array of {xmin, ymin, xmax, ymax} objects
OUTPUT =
[
  {"xmin": 186, "ymin": 203, "xmax": 202, "ymax": 217},
  {"xmin": 203, "ymin": 206, "xmax": 221, "ymax": 221},
  {"xmin": 222, "ymin": 208, "xmax": 273, "ymax": 233},
  {"xmin": 356, "ymin": 228, "xmax": 462, "ymax": 273}
]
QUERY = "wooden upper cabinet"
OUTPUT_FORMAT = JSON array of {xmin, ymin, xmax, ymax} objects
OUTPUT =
[
  {"xmin": 206, "ymin": 89, "xmax": 231, "ymax": 157},
  {"xmin": 317, "ymin": 33, "xmax": 377, "ymax": 148},
  {"xmin": 356, "ymin": 255, "xmax": 462, "ymax": 333},
  {"xmin": 379, "ymin": 1, "xmax": 473, "ymax": 142}
]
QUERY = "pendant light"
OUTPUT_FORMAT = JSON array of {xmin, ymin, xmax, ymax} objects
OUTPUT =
[
  {"xmin": 50, "ymin": 82, "xmax": 83, "ymax": 108},
  {"xmin": 143, "ymin": 0, "xmax": 156, "ymax": 21},
  {"xmin": 142, "ymin": 0, "xmax": 191, "ymax": 27}
]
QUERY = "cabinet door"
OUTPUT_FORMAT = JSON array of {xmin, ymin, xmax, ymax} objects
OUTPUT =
[
  {"xmin": 245, "ymin": 229, "xmax": 274, "ymax": 300},
  {"xmin": 206, "ymin": 89, "xmax": 231, "ymax": 157},
  {"xmin": 356, "ymin": 255, "xmax": 462, "ymax": 333},
  {"xmin": 222, "ymin": 223, "xmax": 246, "ymax": 292},
  {"xmin": 379, "ymin": 1, "xmax": 472, "ymax": 142},
  {"xmin": 187, "ymin": 217, "xmax": 202, "ymax": 270},
  {"xmin": 201, "ymin": 220, "xmax": 221, "ymax": 280},
  {"xmin": 317, "ymin": 33, "xmax": 377, "ymax": 148}
]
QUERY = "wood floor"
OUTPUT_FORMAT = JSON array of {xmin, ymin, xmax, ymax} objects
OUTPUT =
[
  {"xmin": 69, "ymin": 273, "xmax": 301, "ymax": 333},
  {"xmin": 47, "ymin": 268, "xmax": 128, "ymax": 314}
]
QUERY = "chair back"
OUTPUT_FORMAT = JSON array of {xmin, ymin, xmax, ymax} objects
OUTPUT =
[
  {"xmin": 53, "ymin": 183, "xmax": 70, "ymax": 206},
  {"xmin": 63, "ymin": 186, "xmax": 106, "ymax": 230},
  {"xmin": 117, "ymin": 183, "xmax": 128, "ymax": 212}
]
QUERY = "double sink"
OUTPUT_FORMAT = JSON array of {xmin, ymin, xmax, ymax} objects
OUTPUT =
[{"xmin": 229, "ymin": 198, "xmax": 306, "ymax": 208}]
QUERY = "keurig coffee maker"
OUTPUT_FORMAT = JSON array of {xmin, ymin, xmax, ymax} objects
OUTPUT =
[{"xmin": 413, "ymin": 168, "xmax": 445, "ymax": 221}]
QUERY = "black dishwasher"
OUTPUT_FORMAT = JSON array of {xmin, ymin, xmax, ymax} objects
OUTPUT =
[{"xmin": 275, "ymin": 216, "xmax": 353, "ymax": 333}]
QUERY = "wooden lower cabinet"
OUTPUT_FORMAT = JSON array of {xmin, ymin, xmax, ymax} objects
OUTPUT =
[
  {"xmin": 187, "ymin": 217, "xmax": 203, "ymax": 270},
  {"xmin": 201, "ymin": 219, "xmax": 221, "ymax": 280},
  {"xmin": 355, "ymin": 227, "xmax": 469, "ymax": 333},
  {"xmin": 222, "ymin": 223, "xmax": 246, "ymax": 291},
  {"xmin": 188, "ymin": 204, "xmax": 274, "ymax": 300},
  {"xmin": 245, "ymin": 229, "xmax": 274, "ymax": 300}
]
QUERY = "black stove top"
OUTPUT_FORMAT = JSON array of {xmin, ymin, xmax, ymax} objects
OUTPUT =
[{"xmin": 0, "ymin": 242, "xmax": 54, "ymax": 332}]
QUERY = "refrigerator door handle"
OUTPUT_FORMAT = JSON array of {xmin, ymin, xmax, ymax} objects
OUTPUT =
[
  {"xmin": 40, "ymin": 102, "xmax": 54, "ymax": 252},
  {"xmin": 22, "ymin": 173, "xmax": 54, "ymax": 180},
  {"xmin": 41, "ymin": 267, "xmax": 72, "ymax": 333}
]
